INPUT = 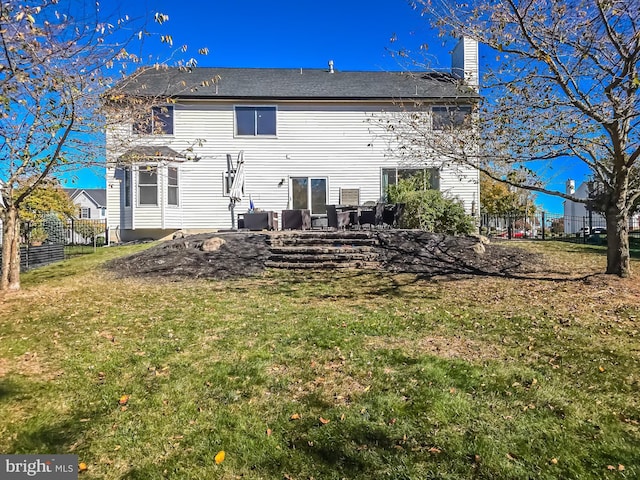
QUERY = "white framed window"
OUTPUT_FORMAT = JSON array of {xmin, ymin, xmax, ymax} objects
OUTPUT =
[
  {"xmin": 79, "ymin": 207, "xmax": 91, "ymax": 219},
  {"xmin": 432, "ymin": 105, "xmax": 472, "ymax": 130},
  {"xmin": 123, "ymin": 167, "xmax": 131, "ymax": 207},
  {"xmin": 133, "ymin": 105, "xmax": 174, "ymax": 135},
  {"xmin": 167, "ymin": 167, "xmax": 179, "ymax": 206},
  {"xmin": 291, "ymin": 177, "xmax": 327, "ymax": 215},
  {"xmin": 235, "ymin": 106, "xmax": 276, "ymax": 136},
  {"xmin": 138, "ymin": 165, "xmax": 158, "ymax": 205},
  {"xmin": 382, "ymin": 167, "xmax": 440, "ymax": 199},
  {"xmin": 222, "ymin": 170, "xmax": 244, "ymax": 196}
]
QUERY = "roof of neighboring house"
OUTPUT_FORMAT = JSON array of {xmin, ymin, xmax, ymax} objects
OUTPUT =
[
  {"xmin": 116, "ymin": 67, "xmax": 478, "ymax": 102},
  {"xmin": 64, "ymin": 188, "xmax": 107, "ymax": 208}
]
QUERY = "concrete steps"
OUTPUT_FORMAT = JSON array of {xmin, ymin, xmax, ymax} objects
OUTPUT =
[{"xmin": 265, "ymin": 231, "xmax": 381, "ymax": 270}]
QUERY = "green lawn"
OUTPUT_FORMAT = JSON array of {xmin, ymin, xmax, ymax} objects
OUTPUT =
[{"xmin": 1, "ymin": 241, "xmax": 639, "ymax": 479}]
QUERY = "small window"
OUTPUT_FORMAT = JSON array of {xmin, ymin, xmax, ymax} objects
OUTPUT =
[
  {"xmin": 123, "ymin": 167, "xmax": 131, "ymax": 207},
  {"xmin": 235, "ymin": 106, "xmax": 276, "ymax": 136},
  {"xmin": 432, "ymin": 106, "xmax": 471, "ymax": 130},
  {"xmin": 138, "ymin": 166, "xmax": 158, "ymax": 205},
  {"xmin": 79, "ymin": 207, "xmax": 91, "ymax": 219},
  {"xmin": 168, "ymin": 167, "xmax": 179, "ymax": 206},
  {"xmin": 133, "ymin": 106, "xmax": 174, "ymax": 135},
  {"xmin": 222, "ymin": 170, "xmax": 243, "ymax": 196}
]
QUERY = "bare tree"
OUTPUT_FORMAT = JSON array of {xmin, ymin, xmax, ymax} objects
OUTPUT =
[
  {"xmin": 398, "ymin": 0, "xmax": 639, "ymax": 277},
  {"xmin": 0, "ymin": 1, "xmax": 204, "ymax": 290}
]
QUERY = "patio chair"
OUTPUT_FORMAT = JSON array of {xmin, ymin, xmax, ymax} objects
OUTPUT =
[
  {"xmin": 326, "ymin": 205, "xmax": 352, "ymax": 229},
  {"xmin": 358, "ymin": 207, "xmax": 376, "ymax": 228},
  {"xmin": 393, "ymin": 203, "xmax": 405, "ymax": 227},
  {"xmin": 282, "ymin": 209, "xmax": 311, "ymax": 230}
]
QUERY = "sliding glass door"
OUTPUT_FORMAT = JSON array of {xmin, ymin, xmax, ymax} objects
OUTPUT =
[{"xmin": 291, "ymin": 177, "xmax": 327, "ymax": 215}]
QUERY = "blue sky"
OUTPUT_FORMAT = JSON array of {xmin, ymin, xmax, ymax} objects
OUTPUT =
[{"xmin": 67, "ymin": 0, "xmax": 586, "ymax": 212}]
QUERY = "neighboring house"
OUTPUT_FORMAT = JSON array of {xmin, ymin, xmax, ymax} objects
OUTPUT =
[
  {"xmin": 563, "ymin": 179, "xmax": 640, "ymax": 233},
  {"xmin": 106, "ymin": 38, "xmax": 480, "ymax": 242},
  {"xmin": 64, "ymin": 188, "xmax": 107, "ymax": 220},
  {"xmin": 64, "ymin": 188, "xmax": 107, "ymax": 244}
]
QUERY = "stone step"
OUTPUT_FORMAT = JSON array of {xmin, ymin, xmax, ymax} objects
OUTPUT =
[
  {"xmin": 269, "ymin": 231, "xmax": 377, "ymax": 241},
  {"xmin": 268, "ymin": 252, "xmax": 379, "ymax": 263},
  {"xmin": 264, "ymin": 230, "xmax": 382, "ymax": 270},
  {"xmin": 265, "ymin": 260, "xmax": 381, "ymax": 270},
  {"xmin": 269, "ymin": 237, "xmax": 380, "ymax": 248},
  {"xmin": 269, "ymin": 245, "xmax": 377, "ymax": 255}
]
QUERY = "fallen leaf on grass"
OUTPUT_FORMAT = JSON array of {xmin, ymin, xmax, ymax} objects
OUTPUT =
[
  {"xmin": 118, "ymin": 395, "xmax": 129, "ymax": 406},
  {"xmin": 266, "ymin": 428, "xmax": 272, "ymax": 436},
  {"xmin": 550, "ymin": 458, "xmax": 558, "ymax": 465},
  {"xmin": 599, "ymin": 366, "xmax": 605, "ymax": 372},
  {"xmin": 215, "ymin": 450, "xmax": 225, "ymax": 464},
  {"xmin": 78, "ymin": 462, "xmax": 88, "ymax": 473},
  {"xmin": 290, "ymin": 413, "xmax": 301, "ymax": 420},
  {"xmin": 319, "ymin": 417, "xmax": 330, "ymax": 425},
  {"xmin": 428, "ymin": 447, "xmax": 441, "ymax": 454}
]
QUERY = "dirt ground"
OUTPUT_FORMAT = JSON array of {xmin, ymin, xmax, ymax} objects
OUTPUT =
[{"xmin": 106, "ymin": 230, "xmax": 543, "ymax": 280}]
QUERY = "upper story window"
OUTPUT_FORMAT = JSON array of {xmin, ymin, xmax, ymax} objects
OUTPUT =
[
  {"xmin": 432, "ymin": 105, "xmax": 472, "ymax": 130},
  {"xmin": 79, "ymin": 207, "xmax": 91, "ymax": 219},
  {"xmin": 235, "ymin": 106, "xmax": 276, "ymax": 136},
  {"xmin": 133, "ymin": 106, "xmax": 174, "ymax": 135},
  {"xmin": 138, "ymin": 166, "xmax": 158, "ymax": 205}
]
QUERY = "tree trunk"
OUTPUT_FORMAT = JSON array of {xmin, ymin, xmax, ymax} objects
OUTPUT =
[
  {"xmin": 1, "ymin": 206, "xmax": 21, "ymax": 291},
  {"xmin": 605, "ymin": 203, "xmax": 631, "ymax": 277}
]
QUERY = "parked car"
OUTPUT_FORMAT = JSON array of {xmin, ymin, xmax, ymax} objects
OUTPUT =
[
  {"xmin": 497, "ymin": 230, "xmax": 525, "ymax": 238},
  {"xmin": 578, "ymin": 227, "xmax": 607, "ymax": 236}
]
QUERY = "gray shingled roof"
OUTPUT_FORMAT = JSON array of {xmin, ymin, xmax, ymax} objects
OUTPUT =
[
  {"xmin": 117, "ymin": 67, "xmax": 477, "ymax": 101},
  {"xmin": 64, "ymin": 188, "xmax": 107, "ymax": 207}
]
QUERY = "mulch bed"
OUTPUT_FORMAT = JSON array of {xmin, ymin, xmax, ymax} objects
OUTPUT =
[{"xmin": 106, "ymin": 230, "xmax": 543, "ymax": 280}]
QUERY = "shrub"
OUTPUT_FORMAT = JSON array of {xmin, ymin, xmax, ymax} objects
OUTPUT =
[
  {"xmin": 42, "ymin": 212, "xmax": 66, "ymax": 244},
  {"xmin": 388, "ymin": 176, "xmax": 475, "ymax": 235}
]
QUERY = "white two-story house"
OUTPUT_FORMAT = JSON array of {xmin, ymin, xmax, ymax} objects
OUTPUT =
[{"xmin": 106, "ymin": 38, "xmax": 480, "ymax": 242}]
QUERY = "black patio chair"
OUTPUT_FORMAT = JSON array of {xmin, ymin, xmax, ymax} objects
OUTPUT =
[
  {"xmin": 326, "ymin": 205, "xmax": 352, "ymax": 229},
  {"xmin": 358, "ymin": 207, "xmax": 376, "ymax": 228},
  {"xmin": 393, "ymin": 203, "xmax": 405, "ymax": 227}
]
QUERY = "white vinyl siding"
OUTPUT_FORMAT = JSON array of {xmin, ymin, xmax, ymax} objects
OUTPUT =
[{"xmin": 106, "ymin": 101, "xmax": 479, "ymax": 235}]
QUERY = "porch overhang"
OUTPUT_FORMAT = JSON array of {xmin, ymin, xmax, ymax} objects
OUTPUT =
[{"xmin": 118, "ymin": 146, "xmax": 189, "ymax": 163}]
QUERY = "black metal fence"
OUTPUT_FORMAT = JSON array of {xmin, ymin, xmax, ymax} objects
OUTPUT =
[
  {"xmin": 0, "ymin": 217, "xmax": 108, "ymax": 269},
  {"xmin": 480, "ymin": 212, "xmax": 613, "ymax": 243},
  {"xmin": 21, "ymin": 244, "xmax": 66, "ymax": 271}
]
